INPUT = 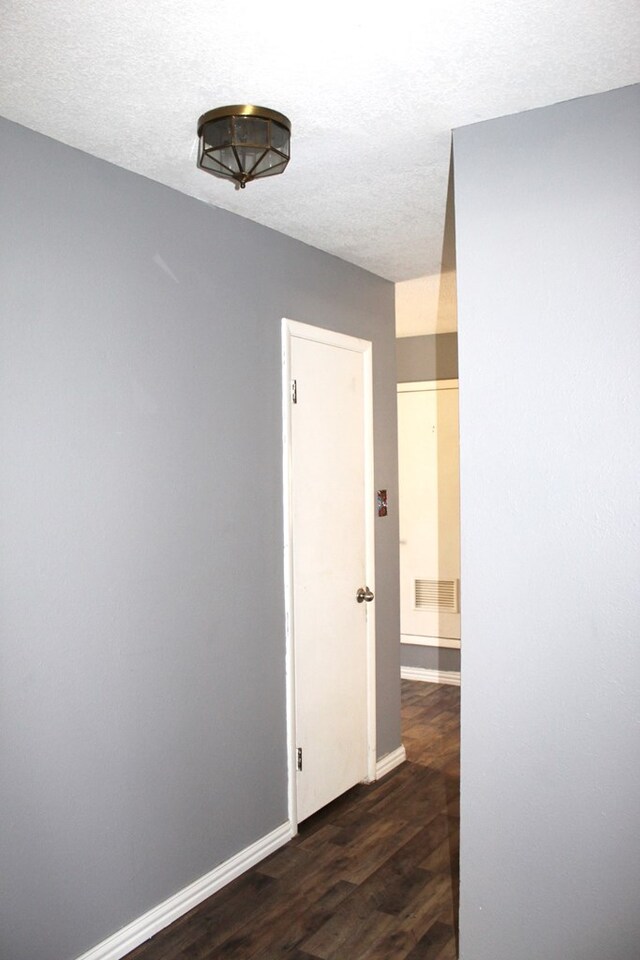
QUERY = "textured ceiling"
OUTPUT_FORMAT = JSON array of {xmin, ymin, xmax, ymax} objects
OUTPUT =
[{"xmin": 1, "ymin": 1, "xmax": 638, "ymax": 281}]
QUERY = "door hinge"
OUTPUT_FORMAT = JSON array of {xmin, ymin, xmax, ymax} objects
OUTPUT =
[
  {"xmin": 297, "ymin": 747, "xmax": 303, "ymax": 771},
  {"xmin": 291, "ymin": 379, "xmax": 297, "ymax": 404}
]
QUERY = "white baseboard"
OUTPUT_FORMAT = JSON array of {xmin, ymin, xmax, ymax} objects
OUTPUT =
[
  {"xmin": 401, "ymin": 633, "xmax": 461, "ymax": 650},
  {"xmin": 401, "ymin": 666, "xmax": 461, "ymax": 686},
  {"xmin": 75, "ymin": 821, "xmax": 293, "ymax": 960},
  {"xmin": 375, "ymin": 744, "xmax": 407, "ymax": 779}
]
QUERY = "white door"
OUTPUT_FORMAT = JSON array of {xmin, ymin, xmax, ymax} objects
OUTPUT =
[
  {"xmin": 398, "ymin": 381, "xmax": 461, "ymax": 645},
  {"xmin": 283, "ymin": 319, "xmax": 376, "ymax": 825}
]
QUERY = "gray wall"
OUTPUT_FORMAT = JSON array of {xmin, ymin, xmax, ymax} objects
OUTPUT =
[
  {"xmin": 401, "ymin": 645, "xmax": 460, "ymax": 673},
  {"xmin": 454, "ymin": 84, "xmax": 640, "ymax": 959},
  {"xmin": 397, "ymin": 333, "xmax": 460, "ymax": 674},
  {"xmin": 0, "ymin": 117, "xmax": 400, "ymax": 960},
  {"xmin": 396, "ymin": 332, "xmax": 458, "ymax": 383}
]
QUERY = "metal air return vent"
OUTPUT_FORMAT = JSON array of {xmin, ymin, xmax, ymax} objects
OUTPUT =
[{"xmin": 414, "ymin": 579, "xmax": 459, "ymax": 612}]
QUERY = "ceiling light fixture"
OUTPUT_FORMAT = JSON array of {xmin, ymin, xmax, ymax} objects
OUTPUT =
[{"xmin": 197, "ymin": 105, "xmax": 291, "ymax": 189}]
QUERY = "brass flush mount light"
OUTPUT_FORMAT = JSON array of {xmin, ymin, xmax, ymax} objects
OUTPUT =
[{"xmin": 197, "ymin": 105, "xmax": 291, "ymax": 188}]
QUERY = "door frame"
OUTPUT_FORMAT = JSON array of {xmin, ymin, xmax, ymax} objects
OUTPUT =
[{"xmin": 282, "ymin": 317, "xmax": 377, "ymax": 833}]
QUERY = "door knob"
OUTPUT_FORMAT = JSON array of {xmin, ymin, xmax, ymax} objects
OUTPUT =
[{"xmin": 356, "ymin": 586, "xmax": 374, "ymax": 603}]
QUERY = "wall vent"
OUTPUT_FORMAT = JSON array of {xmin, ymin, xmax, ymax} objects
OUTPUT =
[{"xmin": 414, "ymin": 579, "xmax": 459, "ymax": 612}]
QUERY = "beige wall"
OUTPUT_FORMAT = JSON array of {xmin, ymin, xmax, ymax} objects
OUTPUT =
[
  {"xmin": 396, "ymin": 332, "xmax": 458, "ymax": 383},
  {"xmin": 395, "ymin": 272, "xmax": 457, "ymax": 337},
  {"xmin": 395, "ymin": 269, "xmax": 460, "ymax": 677}
]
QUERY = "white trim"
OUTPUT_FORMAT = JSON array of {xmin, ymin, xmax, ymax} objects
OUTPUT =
[
  {"xmin": 282, "ymin": 318, "xmax": 377, "ymax": 826},
  {"xmin": 375, "ymin": 745, "xmax": 407, "ymax": 779},
  {"xmin": 75, "ymin": 822, "xmax": 292, "ymax": 960},
  {"xmin": 284, "ymin": 318, "xmax": 372, "ymax": 354},
  {"xmin": 401, "ymin": 666, "xmax": 461, "ymax": 686},
  {"xmin": 397, "ymin": 379, "xmax": 459, "ymax": 393},
  {"xmin": 401, "ymin": 633, "xmax": 460, "ymax": 650},
  {"xmin": 362, "ymin": 334, "xmax": 377, "ymax": 785},
  {"xmin": 282, "ymin": 319, "xmax": 298, "ymax": 832}
]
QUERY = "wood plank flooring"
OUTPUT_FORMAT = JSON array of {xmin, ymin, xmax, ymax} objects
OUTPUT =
[{"xmin": 125, "ymin": 681, "xmax": 460, "ymax": 960}]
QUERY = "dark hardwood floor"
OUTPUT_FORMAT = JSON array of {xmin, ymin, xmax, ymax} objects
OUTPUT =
[{"xmin": 126, "ymin": 680, "xmax": 460, "ymax": 960}]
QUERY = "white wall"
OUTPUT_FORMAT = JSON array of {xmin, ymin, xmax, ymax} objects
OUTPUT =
[{"xmin": 454, "ymin": 84, "xmax": 640, "ymax": 959}]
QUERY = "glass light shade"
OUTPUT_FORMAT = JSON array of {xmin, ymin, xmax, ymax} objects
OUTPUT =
[{"xmin": 197, "ymin": 105, "xmax": 291, "ymax": 188}]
